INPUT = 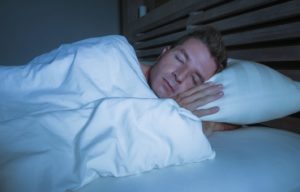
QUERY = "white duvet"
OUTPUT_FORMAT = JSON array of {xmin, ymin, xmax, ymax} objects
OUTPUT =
[{"xmin": 0, "ymin": 35, "xmax": 214, "ymax": 192}]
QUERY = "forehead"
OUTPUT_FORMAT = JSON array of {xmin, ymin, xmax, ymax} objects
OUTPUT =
[{"xmin": 174, "ymin": 38, "xmax": 217, "ymax": 80}]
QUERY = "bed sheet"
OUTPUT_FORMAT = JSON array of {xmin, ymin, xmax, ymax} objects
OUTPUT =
[{"xmin": 77, "ymin": 126, "xmax": 300, "ymax": 192}]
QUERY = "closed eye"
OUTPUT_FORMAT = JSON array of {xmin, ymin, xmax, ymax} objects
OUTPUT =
[{"xmin": 175, "ymin": 54, "xmax": 184, "ymax": 64}]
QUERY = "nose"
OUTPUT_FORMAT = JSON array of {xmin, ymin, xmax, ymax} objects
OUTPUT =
[{"xmin": 173, "ymin": 68, "xmax": 189, "ymax": 84}]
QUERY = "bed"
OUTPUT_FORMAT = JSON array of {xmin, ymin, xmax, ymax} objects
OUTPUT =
[
  {"xmin": 78, "ymin": 126, "xmax": 300, "ymax": 192},
  {"xmin": 77, "ymin": 0, "xmax": 300, "ymax": 191}
]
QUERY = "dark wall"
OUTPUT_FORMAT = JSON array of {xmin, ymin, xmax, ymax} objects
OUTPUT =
[{"xmin": 0, "ymin": 0, "xmax": 120, "ymax": 65}]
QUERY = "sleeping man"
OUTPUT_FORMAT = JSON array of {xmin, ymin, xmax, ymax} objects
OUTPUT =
[
  {"xmin": 140, "ymin": 26, "xmax": 239, "ymax": 133},
  {"xmin": 0, "ymin": 26, "xmax": 238, "ymax": 133},
  {"xmin": 0, "ymin": 26, "xmax": 238, "ymax": 191}
]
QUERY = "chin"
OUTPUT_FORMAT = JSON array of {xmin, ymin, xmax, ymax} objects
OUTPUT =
[
  {"xmin": 152, "ymin": 83, "xmax": 172, "ymax": 98},
  {"xmin": 154, "ymin": 89, "xmax": 167, "ymax": 98},
  {"xmin": 157, "ymin": 90, "xmax": 173, "ymax": 98},
  {"xmin": 155, "ymin": 92, "xmax": 166, "ymax": 98}
]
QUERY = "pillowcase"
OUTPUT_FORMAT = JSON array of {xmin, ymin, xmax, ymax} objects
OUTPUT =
[{"xmin": 199, "ymin": 58, "xmax": 300, "ymax": 124}]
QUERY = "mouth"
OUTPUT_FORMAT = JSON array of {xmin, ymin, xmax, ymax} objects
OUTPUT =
[{"xmin": 163, "ymin": 78, "xmax": 175, "ymax": 93}]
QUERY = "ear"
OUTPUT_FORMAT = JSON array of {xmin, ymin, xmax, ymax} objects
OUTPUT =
[
  {"xmin": 161, "ymin": 46, "xmax": 171, "ymax": 55},
  {"xmin": 157, "ymin": 46, "xmax": 171, "ymax": 60}
]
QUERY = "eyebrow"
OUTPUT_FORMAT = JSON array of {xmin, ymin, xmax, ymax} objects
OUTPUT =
[{"xmin": 179, "ymin": 48, "xmax": 205, "ymax": 83}]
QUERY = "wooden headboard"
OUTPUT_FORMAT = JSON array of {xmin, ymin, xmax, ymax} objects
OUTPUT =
[{"xmin": 121, "ymin": 0, "xmax": 300, "ymax": 133}]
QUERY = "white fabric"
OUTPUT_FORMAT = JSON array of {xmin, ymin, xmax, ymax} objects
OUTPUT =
[
  {"xmin": 78, "ymin": 127, "xmax": 300, "ymax": 192},
  {"xmin": 200, "ymin": 58, "xmax": 300, "ymax": 124},
  {"xmin": 0, "ymin": 35, "xmax": 214, "ymax": 192}
]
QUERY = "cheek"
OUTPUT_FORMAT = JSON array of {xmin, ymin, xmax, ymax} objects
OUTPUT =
[
  {"xmin": 150, "ymin": 61, "xmax": 171, "ymax": 86},
  {"xmin": 156, "ymin": 55, "xmax": 176, "ymax": 73},
  {"xmin": 176, "ymin": 80, "xmax": 194, "ymax": 94},
  {"xmin": 202, "ymin": 62, "xmax": 218, "ymax": 80},
  {"xmin": 149, "ymin": 67, "xmax": 163, "ymax": 93},
  {"xmin": 151, "ymin": 77, "xmax": 170, "ymax": 98},
  {"xmin": 150, "ymin": 66, "xmax": 161, "ymax": 84}
]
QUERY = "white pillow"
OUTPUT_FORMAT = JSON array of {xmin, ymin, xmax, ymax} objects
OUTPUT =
[{"xmin": 200, "ymin": 58, "xmax": 300, "ymax": 124}]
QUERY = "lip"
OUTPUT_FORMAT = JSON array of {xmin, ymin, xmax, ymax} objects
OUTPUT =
[{"xmin": 163, "ymin": 78, "xmax": 175, "ymax": 93}]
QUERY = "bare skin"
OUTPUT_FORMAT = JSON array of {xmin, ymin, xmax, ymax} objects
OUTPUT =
[{"xmin": 175, "ymin": 82, "xmax": 223, "ymax": 117}]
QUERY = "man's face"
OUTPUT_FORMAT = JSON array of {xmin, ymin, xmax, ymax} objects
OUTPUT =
[{"xmin": 149, "ymin": 38, "xmax": 217, "ymax": 98}]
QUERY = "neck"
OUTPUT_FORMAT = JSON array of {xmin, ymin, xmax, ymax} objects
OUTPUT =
[{"xmin": 140, "ymin": 63, "xmax": 152, "ymax": 83}]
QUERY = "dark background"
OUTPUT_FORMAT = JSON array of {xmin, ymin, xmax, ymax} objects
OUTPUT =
[{"xmin": 0, "ymin": 0, "xmax": 120, "ymax": 65}]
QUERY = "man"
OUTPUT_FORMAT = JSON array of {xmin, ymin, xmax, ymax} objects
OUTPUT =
[
  {"xmin": 0, "ymin": 26, "xmax": 236, "ymax": 132},
  {"xmin": 0, "ymin": 26, "xmax": 234, "ymax": 192},
  {"xmin": 141, "ymin": 26, "xmax": 238, "ymax": 133}
]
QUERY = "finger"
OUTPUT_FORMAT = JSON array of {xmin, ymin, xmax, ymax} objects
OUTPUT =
[
  {"xmin": 181, "ymin": 84, "xmax": 223, "ymax": 105},
  {"xmin": 178, "ymin": 82, "xmax": 217, "ymax": 98},
  {"xmin": 178, "ymin": 91, "xmax": 223, "ymax": 111},
  {"xmin": 179, "ymin": 82, "xmax": 215, "ymax": 98},
  {"xmin": 184, "ymin": 92, "xmax": 223, "ymax": 111},
  {"xmin": 192, "ymin": 106, "xmax": 219, "ymax": 117},
  {"xmin": 219, "ymin": 123, "xmax": 241, "ymax": 131}
]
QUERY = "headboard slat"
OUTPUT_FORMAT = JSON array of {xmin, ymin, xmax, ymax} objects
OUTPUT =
[
  {"xmin": 188, "ymin": 0, "xmax": 280, "ymax": 25},
  {"xmin": 224, "ymin": 22, "xmax": 300, "ymax": 47},
  {"xmin": 135, "ymin": 18, "xmax": 187, "ymax": 41},
  {"xmin": 132, "ymin": 0, "xmax": 223, "ymax": 35},
  {"xmin": 137, "ymin": 47, "xmax": 162, "ymax": 58},
  {"xmin": 210, "ymin": 0, "xmax": 300, "ymax": 32},
  {"xmin": 228, "ymin": 45, "xmax": 300, "ymax": 62},
  {"xmin": 135, "ymin": 31, "xmax": 187, "ymax": 49}
]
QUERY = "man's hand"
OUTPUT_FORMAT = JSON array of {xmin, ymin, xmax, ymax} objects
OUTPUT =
[
  {"xmin": 175, "ymin": 82, "xmax": 224, "ymax": 117},
  {"xmin": 202, "ymin": 121, "xmax": 241, "ymax": 135},
  {"xmin": 175, "ymin": 83, "xmax": 241, "ymax": 134}
]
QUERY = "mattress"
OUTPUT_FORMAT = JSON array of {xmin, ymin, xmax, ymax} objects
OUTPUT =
[{"xmin": 77, "ymin": 126, "xmax": 300, "ymax": 192}]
